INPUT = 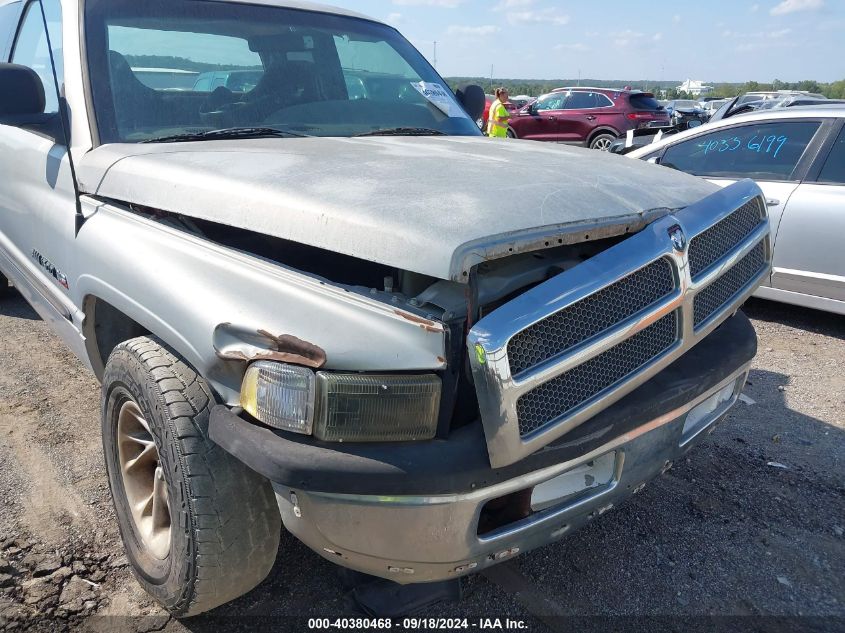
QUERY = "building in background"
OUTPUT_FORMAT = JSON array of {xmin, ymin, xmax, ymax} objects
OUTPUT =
[{"xmin": 676, "ymin": 79, "xmax": 713, "ymax": 96}]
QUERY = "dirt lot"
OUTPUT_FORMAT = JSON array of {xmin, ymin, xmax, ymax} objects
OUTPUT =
[{"xmin": 0, "ymin": 289, "xmax": 843, "ymax": 632}]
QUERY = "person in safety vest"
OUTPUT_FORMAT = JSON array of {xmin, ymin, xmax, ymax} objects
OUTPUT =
[{"xmin": 486, "ymin": 87, "xmax": 511, "ymax": 138}]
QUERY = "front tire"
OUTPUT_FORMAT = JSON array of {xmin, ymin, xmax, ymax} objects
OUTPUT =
[
  {"xmin": 589, "ymin": 132, "xmax": 616, "ymax": 151},
  {"xmin": 506, "ymin": 127, "xmax": 517, "ymax": 138},
  {"xmin": 102, "ymin": 336, "xmax": 281, "ymax": 617}
]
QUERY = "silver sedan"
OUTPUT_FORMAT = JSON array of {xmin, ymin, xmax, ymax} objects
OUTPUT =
[{"xmin": 629, "ymin": 105, "xmax": 845, "ymax": 315}]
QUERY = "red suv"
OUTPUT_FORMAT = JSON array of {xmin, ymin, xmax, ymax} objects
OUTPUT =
[{"xmin": 507, "ymin": 88, "xmax": 668, "ymax": 149}]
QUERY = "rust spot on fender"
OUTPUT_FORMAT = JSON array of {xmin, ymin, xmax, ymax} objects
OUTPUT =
[
  {"xmin": 213, "ymin": 323, "xmax": 327, "ymax": 368},
  {"xmin": 394, "ymin": 310, "xmax": 445, "ymax": 334}
]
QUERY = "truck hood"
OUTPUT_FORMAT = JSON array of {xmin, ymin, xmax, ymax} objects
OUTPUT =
[{"xmin": 78, "ymin": 136, "xmax": 718, "ymax": 281}]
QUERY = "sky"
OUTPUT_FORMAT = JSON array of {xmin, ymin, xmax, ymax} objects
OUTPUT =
[{"xmin": 323, "ymin": 0, "xmax": 845, "ymax": 83}]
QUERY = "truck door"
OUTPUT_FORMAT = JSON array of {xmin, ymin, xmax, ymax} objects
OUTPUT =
[{"xmin": 0, "ymin": 0, "xmax": 84, "ymax": 344}]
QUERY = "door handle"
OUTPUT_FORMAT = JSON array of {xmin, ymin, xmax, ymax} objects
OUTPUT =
[
  {"xmin": 586, "ymin": 115, "xmax": 596, "ymax": 120},
  {"xmin": 766, "ymin": 198, "xmax": 780, "ymax": 207}
]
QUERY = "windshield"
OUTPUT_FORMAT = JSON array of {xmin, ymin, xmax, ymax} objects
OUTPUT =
[{"xmin": 84, "ymin": 0, "xmax": 480, "ymax": 143}]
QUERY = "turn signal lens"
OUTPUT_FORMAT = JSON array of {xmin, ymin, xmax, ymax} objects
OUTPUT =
[
  {"xmin": 314, "ymin": 373, "xmax": 441, "ymax": 442},
  {"xmin": 240, "ymin": 361, "xmax": 315, "ymax": 434}
]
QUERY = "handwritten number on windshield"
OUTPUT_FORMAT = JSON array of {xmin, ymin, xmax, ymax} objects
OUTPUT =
[
  {"xmin": 698, "ymin": 134, "xmax": 788, "ymax": 158},
  {"xmin": 747, "ymin": 134, "xmax": 788, "ymax": 158},
  {"xmin": 699, "ymin": 136, "xmax": 741, "ymax": 155}
]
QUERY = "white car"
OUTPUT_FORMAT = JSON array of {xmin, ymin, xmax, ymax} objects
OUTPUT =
[{"xmin": 630, "ymin": 106, "xmax": 845, "ymax": 315}]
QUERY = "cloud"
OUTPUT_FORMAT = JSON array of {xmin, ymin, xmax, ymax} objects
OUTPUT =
[
  {"xmin": 554, "ymin": 42, "xmax": 589, "ymax": 52},
  {"xmin": 770, "ymin": 0, "xmax": 823, "ymax": 15},
  {"xmin": 392, "ymin": 0, "xmax": 465, "ymax": 7},
  {"xmin": 652, "ymin": 32, "xmax": 663, "ymax": 41},
  {"xmin": 446, "ymin": 24, "xmax": 501, "ymax": 36},
  {"xmin": 612, "ymin": 29, "xmax": 644, "ymax": 47},
  {"xmin": 386, "ymin": 12, "xmax": 404, "ymax": 25},
  {"xmin": 750, "ymin": 3, "xmax": 760, "ymax": 11},
  {"xmin": 494, "ymin": 0, "xmax": 533, "ymax": 8},
  {"xmin": 507, "ymin": 8, "xmax": 570, "ymax": 25},
  {"xmin": 672, "ymin": 14, "xmax": 681, "ymax": 23},
  {"xmin": 769, "ymin": 28, "xmax": 792, "ymax": 37}
]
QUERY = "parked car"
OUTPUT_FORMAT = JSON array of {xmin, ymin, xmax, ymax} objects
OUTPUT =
[
  {"xmin": 192, "ymin": 69, "xmax": 264, "ymax": 93},
  {"xmin": 738, "ymin": 90, "xmax": 827, "ymax": 106},
  {"xmin": 629, "ymin": 105, "xmax": 845, "ymax": 315},
  {"xmin": 132, "ymin": 67, "xmax": 199, "ymax": 91},
  {"xmin": 510, "ymin": 94, "xmax": 534, "ymax": 109},
  {"xmin": 703, "ymin": 98, "xmax": 730, "ymax": 119},
  {"xmin": 1, "ymin": 0, "xmax": 770, "ymax": 618},
  {"xmin": 613, "ymin": 96, "xmax": 844, "ymax": 154},
  {"xmin": 664, "ymin": 99, "xmax": 708, "ymax": 130},
  {"xmin": 507, "ymin": 87, "xmax": 668, "ymax": 149}
]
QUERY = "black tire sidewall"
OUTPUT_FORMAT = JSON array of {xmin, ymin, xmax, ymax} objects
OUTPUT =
[
  {"xmin": 590, "ymin": 133, "xmax": 615, "ymax": 150},
  {"xmin": 102, "ymin": 351, "xmax": 194, "ymax": 609}
]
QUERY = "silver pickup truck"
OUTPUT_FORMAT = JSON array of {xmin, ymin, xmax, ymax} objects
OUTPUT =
[{"xmin": 0, "ymin": 0, "xmax": 771, "ymax": 618}]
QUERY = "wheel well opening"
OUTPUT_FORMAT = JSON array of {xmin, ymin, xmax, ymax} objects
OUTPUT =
[
  {"xmin": 88, "ymin": 298, "xmax": 149, "ymax": 374},
  {"xmin": 588, "ymin": 128, "xmax": 618, "ymax": 144}
]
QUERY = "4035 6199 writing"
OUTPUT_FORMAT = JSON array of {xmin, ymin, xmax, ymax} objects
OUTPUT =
[{"xmin": 698, "ymin": 134, "xmax": 788, "ymax": 158}]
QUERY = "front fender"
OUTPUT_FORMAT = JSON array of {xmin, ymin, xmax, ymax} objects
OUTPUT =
[{"xmin": 72, "ymin": 198, "xmax": 447, "ymax": 404}]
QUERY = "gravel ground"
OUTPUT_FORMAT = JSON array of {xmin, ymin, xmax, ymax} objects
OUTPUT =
[{"xmin": 0, "ymin": 288, "xmax": 842, "ymax": 633}]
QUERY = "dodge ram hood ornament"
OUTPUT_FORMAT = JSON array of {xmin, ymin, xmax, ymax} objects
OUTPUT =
[{"xmin": 668, "ymin": 225, "xmax": 687, "ymax": 252}]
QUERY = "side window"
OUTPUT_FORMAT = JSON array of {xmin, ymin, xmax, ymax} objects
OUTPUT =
[
  {"xmin": 596, "ymin": 94, "xmax": 613, "ymax": 108},
  {"xmin": 11, "ymin": 0, "xmax": 62, "ymax": 114},
  {"xmin": 564, "ymin": 92, "xmax": 600, "ymax": 109},
  {"xmin": 535, "ymin": 94, "xmax": 565, "ymax": 112},
  {"xmin": 817, "ymin": 126, "xmax": 845, "ymax": 185},
  {"xmin": 661, "ymin": 121, "xmax": 821, "ymax": 181},
  {"xmin": 0, "ymin": 1, "xmax": 21, "ymax": 61}
]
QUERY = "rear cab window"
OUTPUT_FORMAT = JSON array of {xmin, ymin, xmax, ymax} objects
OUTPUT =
[{"xmin": 660, "ymin": 120, "xmax": 822, "ymax": 181}]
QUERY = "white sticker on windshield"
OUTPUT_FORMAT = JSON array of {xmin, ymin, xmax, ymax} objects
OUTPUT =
[{"xmin": 411, "ymin": 81, "xmax": 462, "ymax": 117}]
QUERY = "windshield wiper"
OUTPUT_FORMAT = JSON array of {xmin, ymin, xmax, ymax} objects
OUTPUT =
[
  {"xmin": 141, "ymin": 127, "xmax": 311, "ymax": 143},
  {"xmin": 353, "ymin": 127, "xmax": 446, "ymax": 137}
]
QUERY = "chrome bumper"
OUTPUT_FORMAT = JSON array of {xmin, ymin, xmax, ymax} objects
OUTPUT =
[{"xmin": 274, "ymin": 364, "xmax": 750, "ymax": 584}]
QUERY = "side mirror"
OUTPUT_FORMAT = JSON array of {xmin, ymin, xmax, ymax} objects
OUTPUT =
[
  {"xmin": 455, "ymin": 84, "xmax": 486, "ymax": 122},
  {"xmin": 526, "ymin": 103, "xmax": 537, "ymax": 115},
  {"xmin": 0, "ymin": 63, "xmax": 64, "ymax": 141}
]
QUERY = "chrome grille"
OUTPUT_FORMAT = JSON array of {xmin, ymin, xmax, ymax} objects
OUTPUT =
[
  {"xmin": 516, "ymin": 312, "xmax": 678, "ymax": 436},
  {"xmin": 467, "ymin": 180, "xmax": 771, "ymax": 469},
  {"xmin": 507, "ymin": 259, "xmax": 675, "ymax": 375},
  {"xmin": 694, "ymin": 241, "xmax": 767, "ymax": 328},
  {"xmin": 688, "ymin": 199, "xmax": 763, "ymax": 279}
]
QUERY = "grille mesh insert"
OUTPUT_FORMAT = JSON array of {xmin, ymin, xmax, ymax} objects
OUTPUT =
[
  {"xmin": 688, "ymin": 199, "xmax": 763, "ymax": 279},
  {"xmin": 694, "ymin": 241, "xmax": 767, "ymax": 328},
  {"xmin": 507, "ymin": 259, "xmax": 675, "ymax": 376},
  {"xmin": 516, "ymin": 312, "xmax": 678, "ymax": 436}
]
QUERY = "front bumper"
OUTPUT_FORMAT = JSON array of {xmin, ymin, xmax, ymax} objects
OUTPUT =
[
  {"xmin": 278, "ymin": 365, "xmax": 747, "ymax": 583},
  {"xmin": 210, "ymin": 313, "xmax": 757, "ymax": 583}
]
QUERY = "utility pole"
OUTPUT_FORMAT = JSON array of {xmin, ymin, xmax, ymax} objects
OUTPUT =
[
  {"xmin": 490, "ymin": 64, "xmax": 494, "ymax": 92},
  {"xmin": 433, "ymin": 41, "xmax": 437, "ymax": 69},
  {"xmin": 577, "ymin": 69, "xmax": 581, "ymax": 86}
]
